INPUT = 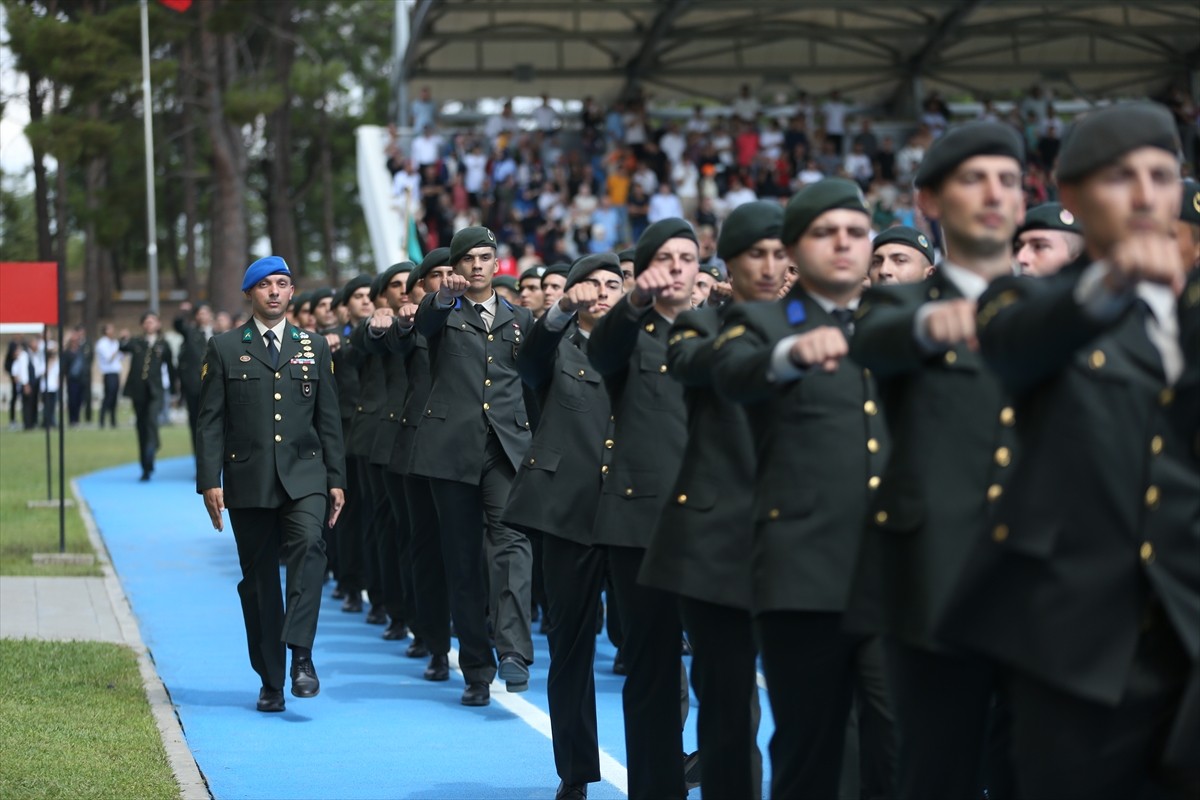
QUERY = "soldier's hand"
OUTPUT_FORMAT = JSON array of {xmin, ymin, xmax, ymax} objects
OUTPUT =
[
  {"xmin": 631, "ymin": 264, "xmax": 675, "ymax": 306},
  {"xmin": 708, "ymin": 281, "xmax": 734, "ymax": 304},
  {"xmin": 1106, "ymin": 233, "xmax": 1187, "ymax": 296},
  {"xmin": 328, "ymin": 488, "xmax": 346, "ymax": 527},
  {"xmin": 119, "ymin": 328, "xmax": 131, "ymax": 339},
  {"xmin": 438, "ymin": 274, "xmax": 470, "ymax": 302},
  {"xmin": 396, "ymin": 302, "xmax": 420, "ymax": 329},
  {"xmin": 368, "ymin": 307, "xmax": 395, "ymax": 331},
  {"xmin": 922, "ymin": 298, "xmax": 979, "ymax": 351},
  {"xmin": 559, "ymin": 283, "xmax": 600, "ymax": 314},
  {"xmin": 788, "ymin": 326, "xmax": 849, "ymax": 372},
  {"xmin": 202, "ymin": 488, "xmax": 225, "ymax": 532},
  {"xmin": 324, "ymin": 332, "xmax": 341, "ymax": 353}
]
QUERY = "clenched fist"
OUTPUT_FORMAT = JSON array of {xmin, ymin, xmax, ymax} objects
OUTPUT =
[
  {"xmin": 559, "ymin": 283, "xmax": 600, "ymax": 314},
  {"xmin": 368, "ymin": 307, "xmax": 395, "ymax": 331},
  {"xmin": 789, "ymin": 326, "xmax": 849, "ymax": 373},
  {"xmin": 437, "ymin": 273, "xmax": 470, "ymax": 302},
  {"xmin": 631, "ymin": 264, "xmax": 676, "ymax": 307},
  {"xmin": 395, "ymin": 302, "xmax": 420, "ymax": 329},
  {"xmin": 1105, "ymin": 232, "xmax": 1187, "ymax": 296},
  {"xmin": 923, "ymin": 298, "xmax": 979, "ymax": 351}
]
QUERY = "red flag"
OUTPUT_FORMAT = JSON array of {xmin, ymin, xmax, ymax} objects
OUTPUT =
[
  {"xmin": 0, "ymin": 262, "xmax": 59, "ymax": 326},
  {"xmin": 157, "ymin": 0, "xmax": 192, "ymax": 12}
]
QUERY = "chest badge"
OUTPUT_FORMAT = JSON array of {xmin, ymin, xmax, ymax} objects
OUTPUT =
[
  {"xmin": 239, "ymin": 355, "xmax": 251, "ymax": 362},
  {"xmin": 302, "ymin": 382, "xmax": 312, "ymax": 397}
]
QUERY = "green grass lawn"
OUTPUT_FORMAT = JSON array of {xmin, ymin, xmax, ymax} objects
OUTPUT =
[
  {"xmin": 0, "ymin": 640, "xmax": 179, "ymax": 799},
  {"xmin": 0, "ymin": 418, "xmax": 193, "ymax": 576}
]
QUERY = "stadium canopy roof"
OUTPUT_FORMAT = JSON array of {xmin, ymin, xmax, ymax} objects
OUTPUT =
[{"xmin": 399, "ymin": 0, "xmax": 1200, "ymax": 111}]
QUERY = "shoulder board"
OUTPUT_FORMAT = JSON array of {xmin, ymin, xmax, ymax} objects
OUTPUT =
[
  {"xmin": 713, "ymin": 324, "xmax": 747, "ymax": 350},
  {"xmin": 977, "ymin": 289, "xmax": 1021, "ymax": 329},
  {"xmin": 667, "ymin": 329, "xmax": 701, "ymax": 346},
  {"xmin": 786, "ymin": 299, "xmax": 806, "ymax": 326}
]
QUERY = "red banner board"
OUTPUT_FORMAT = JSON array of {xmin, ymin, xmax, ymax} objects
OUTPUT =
[
  {"xmin": 157, "ymin": 0, "xmax": 192, "ymax": 11},
  {"xmin": 0, "ymin": 262, "xmax": 59, "ymax": 325}
]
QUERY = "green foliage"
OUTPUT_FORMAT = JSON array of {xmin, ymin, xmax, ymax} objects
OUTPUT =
[
  {"xmin": 0, "ymin": 176, "xmax": 40, "ymax": 261},
  {"xmin": 224, "ymin": 83, "xmax": 286, "ymax": 125},
  {"xmin": 0, "ymin": 640, "xmax": 179, "ymax": 800}
]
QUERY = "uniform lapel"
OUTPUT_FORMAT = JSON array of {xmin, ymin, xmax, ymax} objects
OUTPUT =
[
  {"xmin": 457, "ymin": 298, "xmax": 488, "ymax": 332},
  {"xmin": 279, "ymin": 325, "xmax": 309, "ymax": 365},
  {"xmin": 493, "ymin": 298, "xmax": 515, "ymax": 332},
  {"xmin": 241, "ymin": 323, "xmax": 275, "ymax": 370},
  {"xmin": 1113, "ymin": 305, "xmax": 1166, "ymax": 382}
]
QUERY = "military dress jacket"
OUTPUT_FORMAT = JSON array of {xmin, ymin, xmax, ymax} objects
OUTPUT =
[
  {"xmin": 322, "ymin": 323, "xmax": 361, "ymax": 440},
  {"xmin": 942, "ymin": 260, "xmax": 1200, "ymax": 708},
  {"xmin": 587, "ymin": 296, "xmax": 688, "ymax": 549},
  {"xmin": 346, "ymin": 322, "xmax": 387, "ymax": 459},
  {"xmin": 358, "ymin": 321, "xmax": 409, "ymax": 469},
  {"xmin": 711, "ymin": 288, "xmax": 889, "ymax": 614},
  {"xmin": 841, "ymin": 271, "xmax": 1015, "ymax": 651},
  {"xmin": 120, "ymin": 335, "xmax": 176, "ymax": 401},
  {"xmin": 408, "ymin": 293, "xmax": 535, "ymax": 484},
  {"xmin": 639, "ymin": 306, "xmax": 756, "ymax": 611},
  {"xmin": 195, "ymin": 322, "xmax": 346, "ymax": 509},
  {"xmin": 502, "ymin": 315, "xmax": 613, "ymax": 545},
  {"xmin": 173, "ymin": 318, "xmax": 207, "ymax": 398}
]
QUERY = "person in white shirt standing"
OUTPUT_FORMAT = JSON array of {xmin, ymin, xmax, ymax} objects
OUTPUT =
[
  {"xmin": 95, "ymin": 324, "xmax": 124, "ymax": 429},
  {"xmin": 822, "ymin": 89, "xmax": 849, "ymax": 153}
]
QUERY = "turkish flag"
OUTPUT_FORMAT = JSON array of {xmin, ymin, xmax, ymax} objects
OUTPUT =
[
  {"xmin": 0, "ymin": 262, "xmax": 59, "ymax": 326},
  {"xmin": 157, "ymin": 0, "xmax": 192, "ymax": 12}
]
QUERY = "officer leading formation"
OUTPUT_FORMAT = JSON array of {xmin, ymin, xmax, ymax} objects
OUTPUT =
[{"xmin": 195, "ymin": 102, "xmax": 1199, "ymax": 800}]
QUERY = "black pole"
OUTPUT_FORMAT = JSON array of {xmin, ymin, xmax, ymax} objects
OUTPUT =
[
  {"xmin": 43, "ymin": 326, "xmax": 51, "ymax": 502},
  {"xmin": 58, "ymin": 275, "xmax": 66, "ymax": 553}
]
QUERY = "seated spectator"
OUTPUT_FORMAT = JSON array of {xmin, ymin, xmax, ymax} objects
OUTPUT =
[
  {"xmin": 816, "ymin": 139, "xmax": 842, "ymax": 176},
  {"xmin": 735, "ymin": 120, "xmax": 760, "ymax": 168},
  {"xmin": 852, "ymin": 118, "xmax": 878, "ymax": 158},
  {"xmin": 659, "ymin": 122, "xmax": 687, "ymax": 165},
  {"xmin": 685, "ymin": 104, "xmax": 711, "ymax": 135},
  {"xmin": 590, "ymin": 195, "xmax": 621, "ymax": 253},
  {"xmin": 759, "ymin": 118, "xmax": 785, "ymax": 160},
  {"xmin": 410, "ymin": 124, "xmax": 442, "ymax": 168},
  {"xmin": 896, "ymin": 134, "xmax": 926, "ymax": 185},
  {"xmin": 796, "ymin": 158, "xmax": 825, "ymax": 187},
  {"xmin": 647, "ymin": 182, "xmax": 684, "ymax": 224},
  {"xmin": 724, "ymin": 174, "xmax": 757, "ymax": 209},
  {"xmin": 844, "ymin": 142, "xmax": 874, "ymax": 189}
]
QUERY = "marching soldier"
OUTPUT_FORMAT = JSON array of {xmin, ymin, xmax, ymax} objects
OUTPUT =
[
  {"xmin": 174, "ymin": 302, "xmax": 214, "ymax": 452},
  {"xmin": 120, "ymin": 311, "xmax": 177, "ymax": 481},
  {"xmin": 1175, "ymin": 177, "xmax": 1200, "ymax": 271},
  {"xmin": 710, "ymin": 179, "xmax": 892, "ymax": 800},
  {"xmin": 846, "ymin": 121, "xmax": 1027, "ymax": 799},
  {"xmin": 953, "ymin": 102, "xmax": 1200, "ymax": 797},
  {"xmin": 867, "ymin": 226, "xmax": 936, "ymax": 286},
  {"xmin": 196, "ymin": 255, "xmax": 346, "ymax": 712},
  {"xmin": 502, "ymin": 253, "xmax": 626, "ymax": 800},
  {"xmin": 640, "ymin": 201, "xmax": 788, "ymax": 800},
  {"xmin": 1014, "ymin": 202, "xmax": 1084, "ymax": 276}
]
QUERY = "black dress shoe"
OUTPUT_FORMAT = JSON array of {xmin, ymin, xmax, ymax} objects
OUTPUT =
[
  {"xmin": 612, "ymin": 650, "xmax": 627, "ymax": 675},
  {"xmin": 405, "ymin": 637, "xmax": 429, "ymax": 658},
  {"xmin": 681, "ymin": 637, "xmax": 693, "ymax": 656},
  {"xmin": 138, "ymin": 471, "xmax": 151, "ymax": 482},
  {"xmin": 364, "ymin": 604, "xmax": 388, "ymax": 625},
  {"xmin": 461, "ymin": 681, "xmax": 490, "ymax": 706},
  {"xmin": 498, "ymin": 652, "xmax": 529, "ymax": 693},
  {"xmin": 382, "ymin": 622, "xmax": 410, "ymax": 641},
  {"xmin": 683, "ymin": 750, "xmax": 701, "ymax": 791},
  {"xmin": 331, "ymin": 585, "xmax": 346, "ymax": 600},
  {"xmin": 341, "ymin": 592, "xmax": 363, "ymax": 613},
  {"xmin": 290, "ymin": 655, "xmax": 320, "ymax": 698},
  {"xmin": 555, "ymin": 780, "xmax": 587, "ymax": 799},
  {"xmin": 256, "ymin": 687, "xmax": 285, "ymax": 712},
  {"xmin": 424, "ymin": 653, "xmax": 450, "ymax": 681}
]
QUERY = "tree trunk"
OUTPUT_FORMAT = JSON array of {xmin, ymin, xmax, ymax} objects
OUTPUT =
[
  {"xmin": 27, "ymin": 70, "xmax": 53, "ymax": 263},
  {"xmin": 199, "ymin": 0, "xmax": 249, "ymax": 314},
  {"xmin": 266, "ymin": 0, "xmax": 299, "ymax": 270},
  {"xmin": 84, "ymin": 151, "xmax": 103, "ymax": 337},
  {"xmin": 318, "ymin": 100, "xmax": 337, "ymax": 287},
  {"xmin": 180, "ymin": 33, "xmax": 199, "ymax": 300}
]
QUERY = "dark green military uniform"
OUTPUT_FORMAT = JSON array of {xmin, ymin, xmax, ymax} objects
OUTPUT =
[
  {"xmin": 196, "ymin": 320, "xmax": 345, "ymax": 693},
  {"xmin": 120, "ymin": 332, "xmax": 176, "ymax": 480},
  {"xmin": 173, "ymin": 313, "xmax": 210, "ymax": 451}
]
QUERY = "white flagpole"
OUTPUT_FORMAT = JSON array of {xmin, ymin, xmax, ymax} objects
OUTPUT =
[{"xmin": 139, "ymin": 0, "xmax": 160, "ymax": 314}]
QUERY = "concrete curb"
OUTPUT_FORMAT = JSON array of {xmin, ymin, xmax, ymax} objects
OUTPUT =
[{"xmin": 71, "ymin": 477, "xmax": 212, "ymax": 800}]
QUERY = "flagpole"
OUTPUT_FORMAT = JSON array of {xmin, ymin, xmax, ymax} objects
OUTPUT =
[{"xmin": 140, "ymin": 0, "xmax": 160, "ymax": 315}]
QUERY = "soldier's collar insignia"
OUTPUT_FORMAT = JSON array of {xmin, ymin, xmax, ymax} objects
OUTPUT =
[
  {"xmin": 242, "ymin": 328, "xmax": 253, "ymax": 342},
  {"xmin": 787, "ymin": 299, "xmax": 806, "ymax": 326},
  {"xmin": 291, "ymin": 328, "xmax": 301, "ymax": 340},
  {"xmin": 644, "ymin": 322, "xmax": 656, "ymax": 334},
  {"xmin": 201, "ymin": 362, "xmax": 208, "ymax": 380}
]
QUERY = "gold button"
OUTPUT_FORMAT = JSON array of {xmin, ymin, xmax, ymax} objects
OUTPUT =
[
  {"xmin": 302, "ymin": 365, "xmax": 309, "ymax": 372},
  {"xmin": 487, "ymin": 356, "xmax": 494, "ymax": 363},
  {"xmin": 1140, "ymin": 541, "xmax": 1155, "ymax": 564},
  {"xmin": 401, "ymin": 417, "xmax": 407, "ymax": 423},
  {"xmin": 484, "ymin": 379, "xmax": 492, "ymax": 387},
  {"xmin": 529, "ymin": 458, "xmax": 536, "ymax": 465},
  {"xmin": 1150, "ymin": 436, "xmax": 1163, "ymax": 456},
  {"xmin": 356, "ymin": 405, "xmax": 363, "ymax": 412},
  {"xmin": 1144, "ymin": 485, "xmax": 1160, "ymax": 509},
  {"xmin": 659, "ymin": 364, "xmax": 668, "ymax": 373},
  {"xmin": 999, "ymin": 407, "xmax": 1015, "ymax": 426},
  {"xmin": 644, "ymin": 323, "xmax": 655, "ymax": 333},
  {"xmin": 487, "ymin": 334, "xmax": 494, "ymax": 342},
  {"xmin": 863, "ymin": 400, "xmax": 878, "ymax": 416},
  {"xmin": 483, "ymin": 402, "xmax": 490, "ymax": 411},
  {"xmin": 863, "ymin": 368, "xmax": 871, "ymax": 378},
  {"xmin": 426, "ymin": 409, "xmax": 432, "ymax": 415},
  {"xmin": 768, "ymin": 509, "xmax": 780, "ymax": 520},
  {"xmin": 624, "ymin": 488, "xmax": 633, "ymax": 496},
  {"xmin": 677, "ymin": 494, "xmax": 687, "ymax": 504},
  {"xmin": 578, "ymin": 369, "xmax": 585, "ymax": 377},
  {"xmin": 868, "ymin": 476, "xmax": 881, "ymax": 490},
  {"xmin": 274, "ymin": 434, "xmax": 282, "ymax": 443},
  {"xmin": 928, "ymin": 287, "xmax": 941, "ymax": 299},
  {"xmin": 994, "ymin": 447, "xmax": 1011, "ymax": 467},
  {"xmin": 867, "ymin": 438, "xmax": 880, "ymax": 454},
  {"xmin": 275, "ymin": 372, "xmax": 281, "ymax": 379},
  {"xmin": 874, "ymin": 511, "xmax": 888, "ymax": 525},
  {"xmin": 944, "ymin": 350, "xmax": 957, "ymax": 365},
  {"xmin": 389, "ymin": 412, "xmax": 395, "ymax": 419},
  {"xmin": 1088, "ymin": 350, "xmax": 1105, "ymax": 369},
  {"xmin": 987, "ymin": 484, "xmax": 1003, "ymax": 502},
  {"xmin": 604, "ymin": 439, "xmax": 614, "ymax": 449},
  {"xmin": 601, "ymin": 465, "xmax": 609, "ymax": 475},
  {"xmin": 993, "ymin": 524, "xmax": 1009, "ymax": 542},
  {"xmin": 274, "ymin": 413, "xmax": 282, "ymax": 421},
  {"xmin": 1159, "ymin": 388, "xmax": 1174, "ymax": 406},
  {"xmin": 274, "ymin": 392, "xmax": 282, "ymax": 401},
  {"xmin": 242, "ymin": 373, "xmax": 247, "ymax": 379},
  {"xmin": 230, "ymin": 453, "xmax": 236, "ymax": 459}
]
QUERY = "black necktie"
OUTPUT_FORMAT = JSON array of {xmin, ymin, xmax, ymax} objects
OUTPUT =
[
  {"xmin": 264, "ymin": 330, "xmax": 279, "ymax": 367},
  {"xmin": 831, "ymin": 308, "xmax": 854, "ymax": 335},
  {"xmin": 474, "ymin": 303, "xmax": 490, "ymax": 329}
]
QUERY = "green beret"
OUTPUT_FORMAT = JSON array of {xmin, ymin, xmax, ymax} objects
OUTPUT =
[
  {"xmin": 292, "ymin": 290, "xmax": 313, "ymax": 312},
  {"xmin": 617, "ymin": 248, "xmax": 637, "ymax": 264},
  {"xmin": 873, "ymin": 226, "xmax": 936, "ymax": 264},
  {"xmin": 415, "ymin": 247, "xmax": 452, "ymax": 281},
  {"xmin": 717, "ymin": 200, "xmax": 784, "ymax": 261},
  {"xmin": 449, "ymin": 226, "xmax": 498, "ymax": 266},
  {"xmin": 1056, "ymin": 102, "xmax": 1179, "ymax": 185},
  {"xmin": 492, "ymin": 275, "xmax": 519, "ymax": 293},
  {"xmin": 564, "ymin": 253, "xmax": 623, "ymax": 291},
  {"xmin": 310, "ymin": 287, "xmax": 336, "ymax": 305},
  {"xmin": 634, "ymin": 218, "xmax": 698, "ymax": 276},
  {"xmin": 914, "ymin": 121, "xmax": 1025, "ymax": 189},
  {"xmin": 542, "ymin": 262, "xmax": 571, "ymax": 281},
  {"xmin": 1181, "ymin": 178, "xmax": 1200, "ymax": 225},
  {"xmin": 372, "ymin": 262, "xmax": 415, "ymax": 300},
  {"xmin": 337, "ymin": 274, "xmax": 373, "ymax": 307},
  {"xmin": 520, "ymin": 265, "xmax": 547, "ymax": 281},
  {"xmin": 702, "ymin": 262, "xmax": 727, "ymax": 282},
  {"xmin": 1016, "ymin": 203, "xmax": 1082, "ymax": 237},
  {"xmin": 782, "ymin": 178, "xmax": 868, "ymax": 244}
]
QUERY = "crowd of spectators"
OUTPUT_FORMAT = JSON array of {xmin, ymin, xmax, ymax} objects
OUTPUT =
[{"xmin": 385, "ymin": 84, "xmax": 1198, "ymax": 270}]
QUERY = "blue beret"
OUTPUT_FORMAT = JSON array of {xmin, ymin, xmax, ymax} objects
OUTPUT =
[{"xmin": 241, "ymin": 255, "xmax": 291, "ymax": 293}]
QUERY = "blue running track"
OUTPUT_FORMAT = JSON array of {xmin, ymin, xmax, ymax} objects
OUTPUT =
[{"xmin": 79, "ymin": 456, "xmax": 776, "ymax": 799}]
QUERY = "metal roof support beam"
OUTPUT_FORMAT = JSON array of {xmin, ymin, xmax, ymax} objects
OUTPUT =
[
  {"xmin": 891, "ymin": 0, "xmax": 987, "ymax": 116},
  {"xmin": 619, "ymin": 0, "xmax": 693, "ymax": 102},
  {"xmin": 402, "ymin": 0, "xmax": 440, "ymax": 75}
]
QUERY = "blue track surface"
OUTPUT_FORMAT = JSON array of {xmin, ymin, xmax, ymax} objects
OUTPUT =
[{"xmin": 79, "ymin": 456, "xmax": 775, "ymax": 799}]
